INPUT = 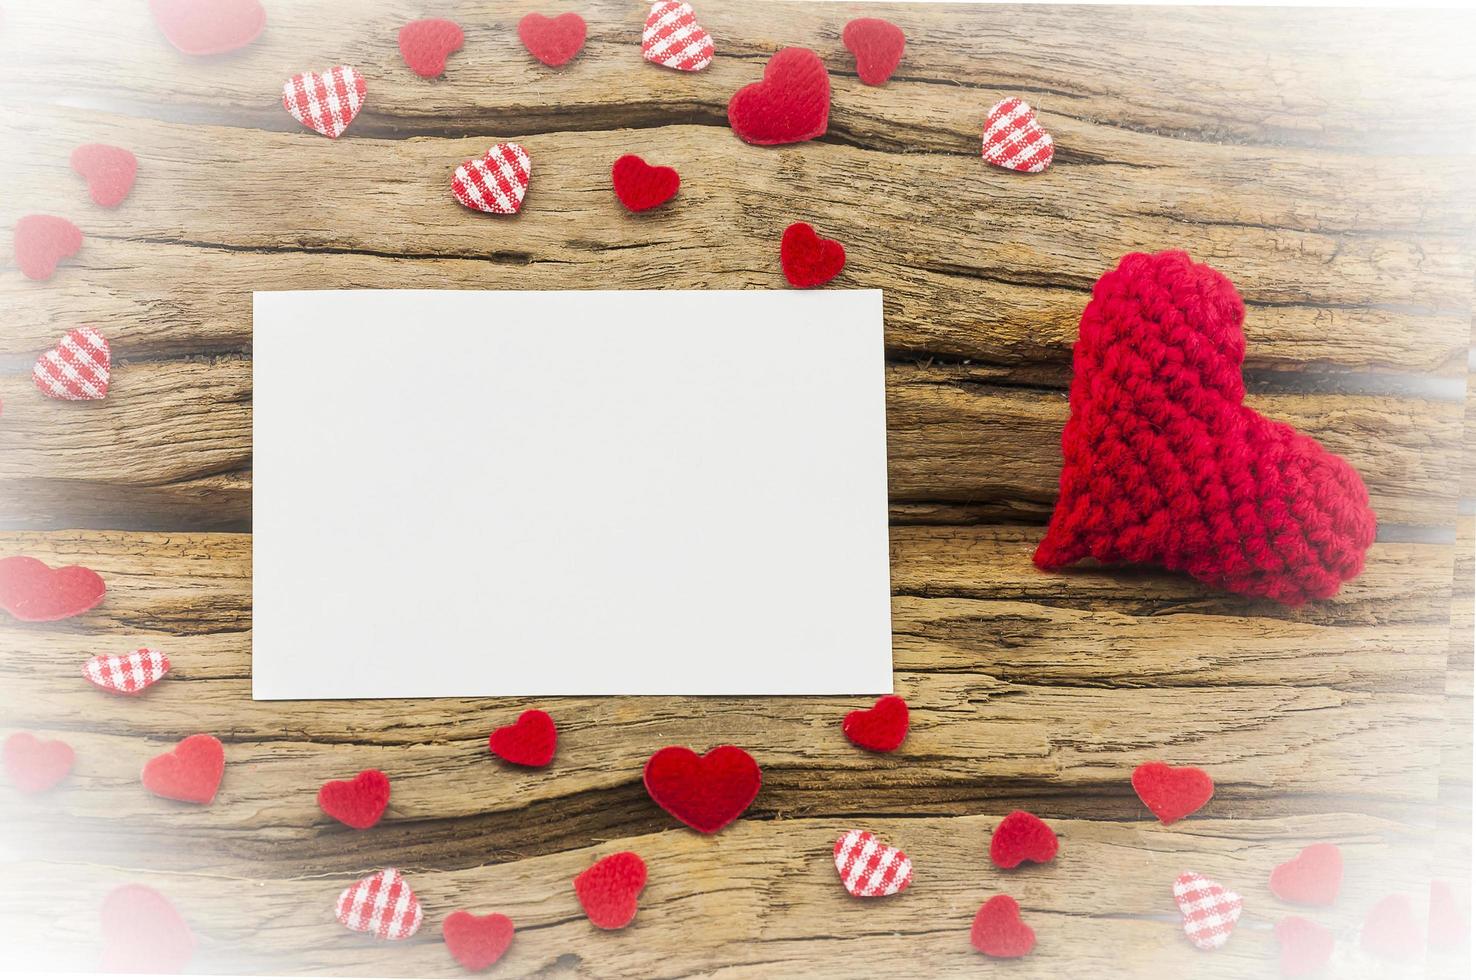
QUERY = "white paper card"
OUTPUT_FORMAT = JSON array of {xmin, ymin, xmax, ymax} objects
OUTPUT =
[{"xmin": 251, "ymin": 290, "xmax": 893, "ymax": 699}]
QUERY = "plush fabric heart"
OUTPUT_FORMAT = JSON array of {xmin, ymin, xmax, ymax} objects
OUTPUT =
[
  {"xmin": 70, "ymin": 145, "xmax": 137, "ymax": 208},
  {"xmin": 643, "ymin": 744, "xmax": 761, "ymax": 833},
  {"xmin": 336, "ymin": 868, "xmax": 423, "ymax": 940},
  {"xmin": 1275, "ymin": 916, "xmax": 1334, "ymax": 976},
  {"xmin": 398, "ymin": 18, "xmax": 463, "ymax": 78},
  {"xmin": 833, "ymin": 830, "xmax": 912, "ymax": 898},
  {"xmin": 981, "ymin": 97, "xmax": 1054, "ymax": 174},
  {"xmin": 142, "ymin": 734, "xmax": 224, "ymax": 804},
  {"xmin": 100, "ymin": 884, "xmax": 195, "ymax": 973},
  {"xmin": 149, "ymin": 0, "xmax": 264, "ymax": 55},
  {"xmin": 3, "ymin": 732, "xmax": 74, "ymax": 794},
  {"xmin": 842, "ymin": 694, "xmax": 908, "ymax": 752},
  {"xmin": 0, "ymin": 556, "xmax": 106, "ymax": 622},
  {"xmin": 1036, "ymin": 251, "xmax": 1377, "ymax": 604},
  {"xmin": 1361, "ymin": 893, "xmax": 1422, "ymax": 960},
  {"xmin": 14, "ymin": 214, "xmax": 82, "ymax": 281},
  {"xmin": 641, "ymin": 1, "xmax": 714, "ymax": 72},
  {"xmin": 33, "ymin": 327, "xmax": 110, "ymax": 401},
  {"xmin": 1429, "ymin": 879, "xmax": 1467, "ymax": 949},
  {"xmin": 727, "ymin": 47, "xmax": 829, "ymax": 146},
  {"xmin": 518, "ymin": 13, "xmax": 586, "ymax": 67},
  {"xmin": 318, "ymin": 769, "xmax": 391, "ymax": 829},
  {"xmin": 282, "ymin": 66, "xmax": 366, "ymax": 139},
  {"xmin": 1131, "ymin": 762, "xmax": 1213, "ymax": 824},
  {"xmin": 574, "ymin": 851, "xmax": 647, "ymax": 929},
  {"xmin": 488, "ymin": 709, "xmax": 557, "ymax": 767},
  {"xmin": 443, "ymin": 910, "xmax": 514, "ymax": 970},
  {"xmin": 780, "ymin": 222, "xmax": 845, "ymax": 288},
  {"xmin": 1269, "ymin": 843, "xmax": 1342, "ymax": 906},
  {"xmin": 971, "ymin": 895, "xmax": 1035, "ymax": 958},
  {"xmin": 842, "ymin": 18, "xmax": 905, "ymax": 86},
  {"xmin": 83, "ymin": 648, "xmax": 170, "ymax": 696},
  {"xmin": 452, "ymin": 144, "xmax": 532, "ymax": 215},
  {"xmin": 612, "ymin": 155, "xmax": 680, "ymax": 212},
  {"xmin": 1174, "ymin": 872, "xmax": 1242, "ymax": 950},
  {"xmin": 989, "ymin": 810, "xmax": 1058, "ymax": 868}
]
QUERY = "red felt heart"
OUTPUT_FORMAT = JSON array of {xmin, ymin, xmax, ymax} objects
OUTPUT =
[
  {"xmin": 443, "ymin": 910, "xmax": 514, "ymax": 971},
  {"xmin": 0, "ymin": 556, "xmax": 106, "ymax": 622},
  {"xmin": 142, "ymin": 734, "xmax": 224, "ymax": 804},
  {"xmin": 1361, "ymin": 893, "xmax": 1422, "ymax": 960},
  {"xmin": 70, "ymin": 145, "xmax": 138, "ymax": 208},
  {"xmin": 611, "ymin": 155, "xmax": 680, "ymax": 212},
  {"xmin": 574, "ymin": 851, "xmax": 647, "ymax": 929},
  {"xmin": 100, "ymin": 884, "xmax": 195, "ymax": 973},
  {"xmin": 971, "ymin": 895, "xmax": 1035, "ymax": 958},
  {"xmin": 727, "ymin": 47, "xmax": 830, "ymax": 146},
  {"xmin": 842, "ymin": 694, "xmax": 908, "ymax": 752},
  {"xmin": 3, "ymin": 732, "xmax": 74, "ymax": 794},
  {"xmin": 842, "ymin": 18, "xmax": 905, "ymax": 86},
  {"xmin": 643, "ymin": 744, "xmax": 761, "ymax": 833},
  {"xmin": 1275, "ymin": 916, "xmax": 1334, "ymax": 977},
  {"xmin": 14, "ymin": 215, "xmax": 82, "ymax": 281},
  {"xmin": 398, "ymin": 18, "xmax": 464, "ymax": 78},
  {"xmin": 488, "ymin": 709, "xmax": 557, "ymax": 767},
  {"xmin": 1429, "ymin": 879, "xmax": 1467, "ymax": 949},
  {"xmin": 518, "ymin": 13, "xmax": 586, "ymax": 68},
  {"xmin": 1131, "ymin": 761, "xmax": 1213, "ymax": 825},
  {"xmin": 780, "ymin": 222, "xmax": 845, "ymax": 288},
  {"xmin": 318, "ymin": 769, "xmax": 391, "ymax": 829},
  {"xmin": 149, "ymin": 0, "xmax": 265, "ymax": 56},
  {"xmin": 1269, "ymin": 843, "xmax": 1342, "ymax": 906},
  {"xmin": 989, "ymin": 810, "xmax": 1058, "ymax": 868}
]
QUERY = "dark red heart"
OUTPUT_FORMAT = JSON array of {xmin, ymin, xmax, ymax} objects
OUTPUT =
[
  {"xmin": 149, "ymin": 0, "xmax": 265, "ymax": 55},
  {"xmin": 442, "ymin": 910, "xmax": 514, "ymax": 970},
  {"xmin": 489, "ymin": 709, "xmax": 557, "ymax": 767},
  {"xmin": 100, "ymin": 884, "xmax": 195, "ymax": 973},
  {"xmin": 1269, "ymin": 843, "xmax": 1342, "ymax": 906},
  {"xmin": 971, "ymin": 895, "xmax": 1035, "ymax": 958},
  {"xmin": 643, "ymin": 745, "xmax": 761, "ymax": 833},
  {"xmin": 318, "ymin": 769, "xmax": 390, "ymax": 829},
  {"xmin": 13, "ymin": 215, "xmax": 82, "ymax": 282},
  {"xmin": 780, "ymin": 222, "xmax": 845, "ymax": 288},
  {"xmin": 1276, "ymin": 916, "xmax": 1334, "ymax": 977},
  {"xmin": 727, "ymin": 47, "xmax": 830, "ymax": 145},
  {"xmin": 142, "ymin": 734, "xmax": 224, "ymax": 804},
  {"xmin": 842, "ymin": 695, "xmax": 908, "ymax": 752},
  {"xmin": 3, "ymin": 732, "xmax": 74, "ymax": 794},
  {"xmin": 989, "ymin": 811, "xmax": 1058, "ymax": 868},
  {"xmin": 574, "ymin": 851, "xmax": 647, "ymax": 929},
  {"xmin": 611, "ymin": 155, "xmax": 680, "ymax": 212},
  {"xmin": 398, "ymin": 18, "xmax": 464, "ymax": 78},
  {"xmin": 0, "ymin": 556, "xmax": 105, "ymax": 622},
  {"xmin": 1131, "ymin": 761, "xmax": 1213, "ymax": 824},
  {"xmin": 1361, "ymin": 893, "xmax": 1422, "ymax": 960},
  {"xmin": 70, "ymin": 145, "xmax": 138, "ymax": 208},
  {"xmin": 518, "ymin": 12, "xmax": 586, "ymax": 67},
  {"xmin": 1429, "ymin": 879, "xmax": 1467, "ymax": 949},
  {"xmin": 842, "ymin": 18, "xmax": 905, "ymax": 86}
]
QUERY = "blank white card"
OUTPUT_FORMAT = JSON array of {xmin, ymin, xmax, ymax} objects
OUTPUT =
[{"xmin": 251, "ymin": 290, "xmax": 893, "ymax": 699}]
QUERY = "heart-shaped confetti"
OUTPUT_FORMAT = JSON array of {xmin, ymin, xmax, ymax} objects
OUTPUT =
[
  {"xmin": 780, "ymin": 222, "xmax": 845, "ymax": 288},
  {"xmin": 842, "ymin": 18, "xmax": 905, "ymax": 86},
  {"xmin": 833, "ymin": 830, "xmax": 913, "ymax": 898},
  {"xmin": 149, "ymin": 0, "xmax": 264, "ymax": 55},
  {"xmin": 574, "ymin": 851, "xmax": 647, "ymax": 929},
  {"xmin": 452, "ymin": 144, "xmax": 532, "ymax": 215},
  {"xmin": 3, "ymin": 732, "xmax": 74, "ymax": 794},
  {"xmin": 398, "ymin": 18, "xmax": 464, "ymax": 78},
  {"xmin": 282, "ymin": 66, "xmax": 366, "ymax": 139},
  {"xmin": 981, "ymin": 97, "xmax": 1054, "ymax": 174},
  {"xmin": 728, "ymin": 47, "xmax": 829, "ymax": 146},
  {"xmin": 641, "ymin": 1, "xmax": 714, "ymax": 72},
  {"xmin": 842, "ymin": 694, "xmax": 908, "ymax": 752},
  {"xmin": 318, "ymin": 769, "xmax": 391, "ymax": 829},
  {"xmin": 33, "ymin": 327, "xmax": 110, "ymax": 401},
  {"xmin": 1430, "ymin": 879, "xmax": 1467, "ymax": 949},
  {"xmin": 70, "ymin": 145, "xmax": 138, "ymax": 208},
  {"xmin": 989, "ymin": 810, "xmax": 1058, "ymax": 868},
  {"xmin": 1275, "ymin": 916, "xmax": 1334, "ymax": 977},
  {"xmin": 142, "ymin": 734, "xmax": 224, "ymax": 805},
  {"xmin": 1173, "ymin": 872, "xmax": 1242, "ymax": 950},
  {"xmin": 14, "ymin": 214, "xmax": 82, "ymax": 281},
  {"xmin": 0, "ymin": 556, "xmax": 106, "ymax": 622},
  {"xmin": 336, "ymin": 868, "xmax": 423, "ymax": 940},
  {"xmin": 1132, "ymin": 762, "xmax": 1213, "ymax": 824},
  {"xmin": 612, "ymin": 155, "xmax": 680, "ymax": 212},
  {"xmin": 488, "ymin": 709, "xmax": 557, "ymax": 767},
  {"xmin": 443, "ymin": 910, "xmax": 514, "ymax": 970},
  {"xmin": 518, "ymin": 12, "xmax": 586, "ymax": 67},
  {"xmin": 100, "ymin": 884, "xmax": 195, "ymax": 973},
  {"xmin": 971, "ymin": 895, "xmax": 1035, "ymax": 958},
  {"xmin": 1361, "ymin": 893, "xmax": 1422, "ymax": 960},
  {"xmin": 1269, "ymin": 843, "xmax": 1342, "ymax": 906},
  {"xmin": 643, "ymin": 744, "xmax": 761, "ymax": 833},
  {"xmin": 83, "ymin": 648, "xmax": 170, "ymax": 696}
]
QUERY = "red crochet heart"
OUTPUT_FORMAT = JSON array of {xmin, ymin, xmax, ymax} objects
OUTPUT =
[
  {"xmin": 781, "ymin": 222, "xmax": 845, "ymax": 288},
  {"xmin": 488, "ymin": 709, "xmax": 557, "ymax": 767},
  {"xmin": 989, "ymin": 811, "xmax": 1058, "ymax": 868},
  {"xmin": 142, "ymin": 734, "xmax": 224, "ymax": 804},
  {"xmin": 1361, "ymin": 893, "xmax": 1422, "ymax": 960},
  {"xmin": 1131, "ymin": 762, "xmax": 1213, "ymax": 824},
  {"xmin": 518, "ymin": 13, "xmax": 586, "ymax": 67},
  {"xmin": 149, "ymin": 0, "xmax": 264, "ymax": 55},
  {"xmin": 612, "ymin": 155, "xmax": 680, "ymax": 212},
  {"xmin": 842, "ymin": 695, "xmax": 908, "ymax": 752},
  {"xmin": 3, "ymin": 732, "xmax": 74, "ymax": 794},
  {"xmin": 1275, "ymin": 916, "xmax": 1334, "ymax": 977},
  {"xmin": 70, "ymin": 145, "xmax": 137, "ymax": 208},
  {"xmin": 574, "ymin": 851, "xmax": 647, "ymax": 929},
  {"xmin": 1035, "ymin": 251, "xmax": 1376, "ymax": 605},
  {"xmin": 727, "ymin": 47, "xmax": 829, "ymax": 146},
  {"xmin": 0, "ymin": 556, "xmax": 105, "ymax": 622},
  {"xmin": 1269, "ymin": 843, "xmax": 1342, "ymax": 906},
  {"xmin": 398, "ymin": 18, "xmax": 463, "ymax": 77},
  {"xmin": 443, "ymin": 910, "xmax": 514, "ymax": 970},
  {"xmin": 971, "ymin": 895, "xmax": 1034, "ymax": 958},
  {"xmin": 318, "ymin": 769, "xmax": 391, "ymax": 829},
  {"xmin": 643, "ymin": 745, "xmax": 761, "ymax": 833},
  {"xmin": 842, "ymin": 18, "xmax": 905, "ymax": 86},
  {"xmin": 14, "ymin": 215, "xmax": 82, "ymax": 281},
  {"xmin": 100, "ymin": 884, "xmax": 195, "ymax": 973}
]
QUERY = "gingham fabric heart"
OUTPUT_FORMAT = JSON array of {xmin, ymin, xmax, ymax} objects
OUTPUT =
[
  {"xmin": 335, "ymin": 869, "xmax": 423, "ymax": 940},
  {"xmin": 83, "ymin": 648, "xmax": 170, "ymax": 695},
  {"xmin": 1173, "ymin": 872, "xmax": 1243, "ymax": 950},
  {"xmin": 33, "ymin": 327, "xmax": 110, "ymax": 401},
  {"xmin": 282, "ymin": 66, "xmax": 366, "ymax": 139},
  {"xmin": 451, "ymin": 144, "xmax": 532, "ymax": 214},
  {"xmin": 833, "ymin": 830, "xmax": 913, "ymax": 897},
  {"xmin": 642, "ymin": 1, "xmax": 714, "ymax": 72},
  {"xmin": 981, "ymin": 97, "xmax": 1054, "ymax": 174}
]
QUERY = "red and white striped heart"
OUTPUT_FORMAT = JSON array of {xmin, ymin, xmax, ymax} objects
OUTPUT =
[
  {"xmin": 33, "ymin": 327, "xmax": 110, "ymax": 401},
  {"xmin": 1173, "ymin": 872, "xmax": 1243, "ymax": 950},
  {"xmin": 83, "ymin": 648, "xmax": 170, "ymax": 696},
  {"xmin": 642, "ymin": 1, "xmax": 714, "ymax": 72},
  {"xmin": 981, "ymin": 97, "xmax": 1054, "ymax": 174},
  {"xmin": 335, "ymin": 868, "xmax": 423, "ymax": 940},
  {"xmin": 282, "ymin": 66, "xmax": 366, "ymax": 139},
  {"xmin": 451, "ymin": 144, "xmax": 532, "ymax": 215},
  {"xmin": 834, "ymin": 829, "xmax": 913, "ymax": 897}
]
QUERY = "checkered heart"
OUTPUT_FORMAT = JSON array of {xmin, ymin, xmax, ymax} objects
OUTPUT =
[
  {"xmin": 981, "ymin": 97, "xmax": 1054, "ymax": 174},
  {"xmin": 282, "ymin": 66, "xmax": 366, "ymax": 139},
  {"xmin": 834, "ymin": 830, "xmax": 913, "ymax": 897},
  {"xmin": 452, "ymin": 144, "xmax": 532, "ymax": 215},
  {"xmin": 1173, "ymin": 872, "xmax": 1242, "ymax": 950},
  {"xmin": 34, "ymin": 327, "xmax": 110, "ymax": 401},
  {"xmin": 642, "ymin": 1, "xmax": 714, "ymax": 72},
  {"xmin": 335, "ymin": 869, "xmax": 423, "ymax": 941},
  {"xmin": 83, "ymin": 648, "xmax": 170, "ymax": 695}
]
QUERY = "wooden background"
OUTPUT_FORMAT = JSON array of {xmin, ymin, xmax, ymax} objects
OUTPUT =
[{"xmin": 1, "ymin": 1, "xmax": 1473, "ymax": 976}]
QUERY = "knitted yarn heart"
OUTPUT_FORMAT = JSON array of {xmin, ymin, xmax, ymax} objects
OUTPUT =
[
  {"xmin": 642, "ymin": 1, "xmax": 714, "ymax": 72},
  {"xmin": 833, "ymin": 830, "xmax": 912, "ymax": 897},
  {"xmin": 488, "ymin": 709, "xmax": 557, "ymax": 767},
  {"xmin": 14, "ymin": 214, "xmax": 82, "ymax": 281},
  {"xmin": 1269, "ymin": 843, "xmax": 1342, "ymax": 906},
  {"xmin": 336, "ymin": 868, "xmax": 423, "ymax": 940},
  {"xmin": 0, "ymin": 556, "xmax": 106, "ymax": 622},
  {"xmin": 1173, "ymin": 872, "xmax": 1242, "ymax": 950},
  {"xmin": 3, "ymin": 732, "xmax": 74, "ymax": 794},
  {"xmin": 727, "ymin": 48, "xmax": 829, "ymax": 146},
  {"xmin": 1275, "ymin": 916, "xmax": 1334, "ymax": 976},
  {"xmin": 398, "ymin": 18, "xmax": 463, "ymax": 78},
  {"xmin": 149, "ymin": 0, "xmax": 264, "ymax": 55},
  {"xmin": 443, "ymin": 910, "xmax": 514, "ymax": 970},
  {"xmin": 643, "ymin": 745, "xmax": 761, "ymax": 833},
  {"xmin": 100, "ymin": 884, "xmax": 195, "ymax": 973},
  {"xmin": 842, "ymin": 695, "xmax": 908, "ymax": 752},
  {"xmin": 83, "ymin": 648, "xmax": 170, "ymax": 696},
  {"xmin": 452, "ymin": 144, "xmax": 532, "ymax": 215},
  {"xmin": 843, "ymin": 18, "xmax": 905, "ymax": 86},
  {"xmin": 1035, "ymin": 251, "xmax": 1376, "ymax": 605},
  {"xmin": 70, "ymin": 144, "xmax": 138, "ymax": 208},
  {"xmin": 282, "ymin": 66, "xmax": 366, "ymax": 138},
  {"xmin": 34, "ymin": 327, "xmax": 110, "ymax": 401},
  {"xmin": 989, "ymin": 810, "xmax": 1058, "ymax": 868},
  {"xmin": 612, "ymin": 155, "xmax": 680, "ymax": 212},
  {"xmin": 981, "ymin": 97, "xmax": 1054, "ymax": 173},
  {"xmin": 518, "ymin": 12, "xmax": 586, "ymax": 67},
  {"xmin": 780, "ymin": 222, "xmax": 845, "ymax": 288},
  {"xmin": 971, "ymin": 895, "xmax": 1035, "ymax": 958},
  {"xmin": 318, "ymin": 769, "xmax": 391, "ymax": 829},
  {"xmin": 1131, "ymin": 762, "xmax": 1213, "ymax": 824},
  {"xmin": 574, "ymin": 851, "xmax": 647, "ymax": 929},
  {"xmin": 142, "ymin": 734, "xmax": 224, "ymax": 804}
]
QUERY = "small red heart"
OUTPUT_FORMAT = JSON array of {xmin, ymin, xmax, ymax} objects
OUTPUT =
[
  {"xmin": 989, "ymin": 810, "xmax": 1058, "ymax": 868},
  {"xmin": 149, "ymin": 0, "xmax": 264, "ymax": 56},
  {"xmin": 442, "ymin": 910, "xmax": 514, "ymax": 971},
  {"xmin": 1269, "ymin": 843, "xmax": 1342, "ymax": 906},
  {"xmin": 489, "ymin": 709, "xmax": 557, "ymax": 767},
  {"xmin": 611, "ymin": 155, "xmax": 680, "ymax": 212},
  {"xmin": 1361, "ymin": 893, "xmax": 1423, "ymax": 960},
  {"xmin": 518, "ymin": 13, "xmax": 586, "ymax": 68},
  {"xmin": 781, "ymin": 222, "xmax": 845, "ymax": 288},
  {"xmin": 971, "ymin": 895, "xmax": 1035, "ymax": 958},
  {"xmin": 0, "ymin": 556, "xmax": 105, "ymax": 622},
  {"xmin": 70, "ymin": 145, "xmax": 137, "ymax": 208},
  {"xmin": 643, "ymin": 744, "xmax": 761, "ymax": 833},
  {"xmin": 842, "ymin": 18, "xmax": 905, "ymax": 86},
  {"xmin": 1430, "ymin": 879, "xmax": 1467, "ymax": 949},
  {"xmin": 1131, "ymin": 761, "xmax": 1213, "ymax": 824},
  {"xmin": 574, "ymin": 851, "xmax": 647, "ymax": 930},
  {"xmin": 142, "ymin": 734, "xmax": 224, "ymax": 805},
  {"xmin": 842, "ymin": 695, "xmax": 908, "ymax": 752},
  {"xmin": 318, "ymin": 769, "xmax": 391, "ymax": 829},
  {"xmin": 727, "ymin": 47, "xmax": 830, "ymax": 146},
  {"xmin": 3, "ymin": 732, "xmax": 74, "ymax": 794},
  {"xmin": 398, "ymin": 18, "xmax": 464, "ymax": 78},
  {"xmin": 14, "ymin": 215, "xmax": 82, "ymax": 282},
  {"xmin": 100, "ymin": 884, "xmax": 195, "ymax": 973},
  {"xmin": 33, "ymin": 327, "xmax": 110, "ymax": 401},
  {"xmin": 1275, "ymin": 916, "xmax": 1334, "ymax": 976}
]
